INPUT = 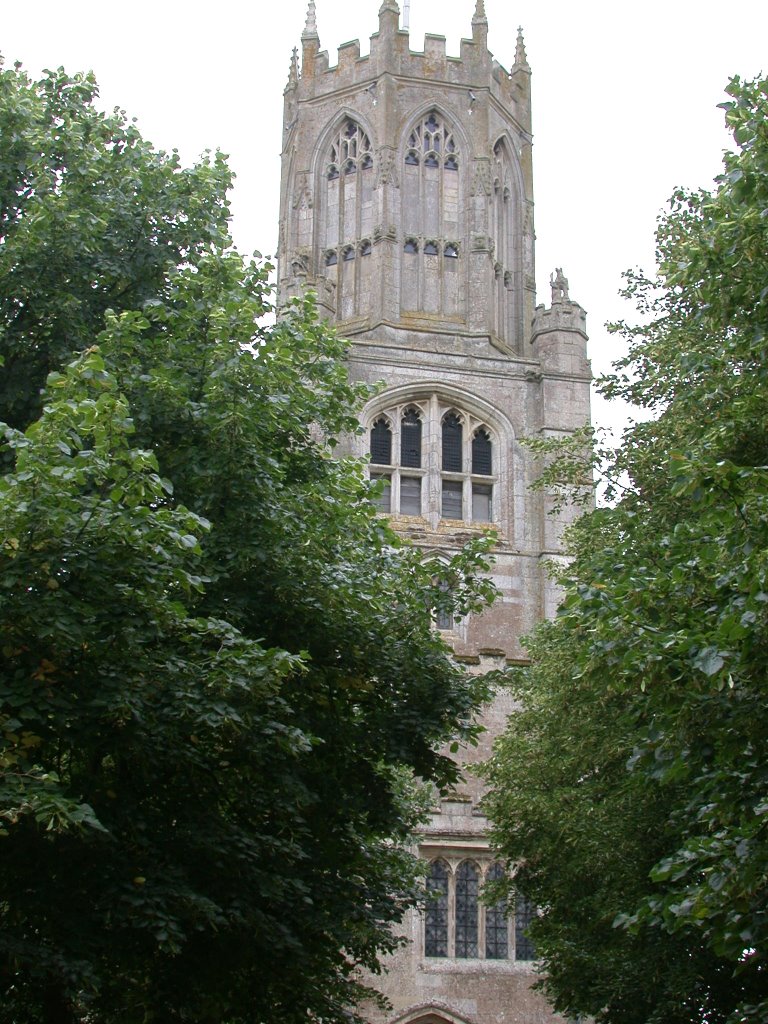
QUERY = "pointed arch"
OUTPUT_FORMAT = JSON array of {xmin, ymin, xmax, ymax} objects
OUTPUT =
[
  {"xmin": 361, "ymin": 384, "xmax": 510, "ymax": 532},
  {"xmin": 389, "ymin": 1007, "xmax": 479, "ymax": 1024},
  {"xmin": 399, "ymin": 105, "xmax": 469, "ymax": 318},
  {"xmin": 310, "ymin": 109, "xmax": 377, "ymax": 320}
]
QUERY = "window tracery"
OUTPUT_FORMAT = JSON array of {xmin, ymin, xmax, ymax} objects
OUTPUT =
[
  {"xmin": 401, "ymin": 111, "xmax": 462, "ymax": 316},
  {"xmin": 368, "ymin": 397, "xmax": 495, "ymax": 526},
  {"xmin": 422, "ymin": 859, "xmax": 533, "ymax": 962},
  {"xmin": 322, "ymin": 119, "xmax": 374, "ymax": 319}
]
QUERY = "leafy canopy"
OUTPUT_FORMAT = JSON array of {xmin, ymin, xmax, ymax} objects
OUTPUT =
[
  {"xmin": 484, "ymin": 74, "xmax": 768, "ymax": 1024},
  {"xmin": 0, "ymin": 60, "xmax": 496, "ymax": 1024}
]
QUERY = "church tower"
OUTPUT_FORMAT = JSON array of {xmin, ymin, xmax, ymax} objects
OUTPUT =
[{"xmin": 278, "ymin": 4, "xmax": 590, "ymax": 1023}]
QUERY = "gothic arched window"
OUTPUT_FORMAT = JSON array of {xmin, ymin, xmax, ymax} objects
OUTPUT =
[
  {"xmin": 322, "ymin": 119, "xmax": 374, "ymax": 319},
  {"xmin": 420, "ymin": 858, "xmax": 518, "ymax": 960},
  {"xmin": 455, "ymin": 861, "xmax": 479, "ymax": 958},
  {"xmin": 401, "ymin": 111, "xmax": 462, "ymax": 316},
  {"xmin": 425, "ymin": 860, "xmax": 449, "ymax": 957},
  {"xmin": 367, "ymin": 397, "xmax": 497, "ymax": 527}
]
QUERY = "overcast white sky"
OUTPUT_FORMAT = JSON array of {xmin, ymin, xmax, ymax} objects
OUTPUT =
[{"xmin": 3, "ymin": 0, "xmax": 767, "ymax": 438}]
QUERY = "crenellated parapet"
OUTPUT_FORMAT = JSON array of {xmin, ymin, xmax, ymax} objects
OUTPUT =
[{"xmin": 290, "ymin": 2, "xmax": 531, "ymax": 135}]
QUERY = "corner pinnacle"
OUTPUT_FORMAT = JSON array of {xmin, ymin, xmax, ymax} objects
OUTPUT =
[
  {"xmin": 515, "ymin": 26, "xmax": 529, "ymax": 67},
  {"xmin": 472, "ymin": 0, "xmax": 488, "ymax": 23},
  {"xmin": 302, "ymin": 0, "xmax": 319, "ymax": 40}
]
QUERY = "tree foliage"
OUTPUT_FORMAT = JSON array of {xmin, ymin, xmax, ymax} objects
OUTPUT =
[
  {"xmin": 0, "ymin": 61, "xmax": 496, "ymax": 1023},
  {"xmin": 483, "ymin": 75, "xmax": 768, "ymax": 1024}
]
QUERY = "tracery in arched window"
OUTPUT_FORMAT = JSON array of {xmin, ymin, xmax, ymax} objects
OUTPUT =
[
  {"xmin": 401, "ymin": 111, "xmax": 462, "ymax": 316},
  {"xmin": 367, "ymin": 398, "xmax": 497, "ymax": 527},
  {"xmin": 425, "ymin": 860, "xmax": 449, "ymax": 957},
  {"xmin": 455, "ymin": 861, "xmax": 479, "ymax": 957},
  {"xmin": 323, "ymin": 119, "xmax": 374, "ymax": 319}
]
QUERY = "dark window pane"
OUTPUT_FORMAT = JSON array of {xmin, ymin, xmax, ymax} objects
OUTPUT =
[
  {"xmin": 442, "ymin": 480, "xmax": 463, "ymax": 520},
  {"xmin": 472, "ymin": 428, "xmax": 492, "ymax": 474},
  {"xmin": 405, "ymin": 150, "xmax": 419, "ymax": 165},
  {"xmin": 325, "ymin": 251, "xmax": 338, "ymax": 267},
  {"xmin": 343, "ymin": 246, "xmax": 355, "ymax": 261},
  {"xmin": 442, "ymin": 413, "xmax": 463, "ymax": 472},
  {"xmin": 444, "ymin": 243, "xmax": 459, "ymax": 258},
  {"xmin": 361, "ymin": 153, "xmax": 373, "ymax": 169},
  {"xmin": 404, "ymin": 239, "xmax": 418, "ymax": 254},
  {"xmin": 360, "ymin": 240, "xmax": 372, "ymax": 256},
  {"xmin": 485, "ymin": 863, "xmax": 508, "ymax": 960},
  {"xmin": 424, "ymin": 153, "xmax": 439, "ymax": 168},
  {"xmin": 425, "ymin": 113, "xmax": 439, "ymax": 133},
  {"xmin": 424, "ymin": 240, "xmax": 438, "ymax": 255},
  {"xmin": 400, "ymin": 409, "xmax": 422, "ymax": 468},
  {"xmin": 515, "ymin": 893, "xmax": 536, "ymax": 961},
  {"xmin": 435, "ymin": 579, "xmax": 453, "ymax": 631},
  {"xmin": 400, "ymin": 476, "xmax": 421, "ymax": 515},
  {"xmin": 472, "ymin": 483, "xmax": 492, "ymax": 523},
  {"xmin": 425, "ymin": 861, "xmax": 449, "ymax": 957},
  {"xmin": 445, "ymin": 155, "xmax": 459, "ymax": 170},
  {"xmin": 370, "ymin": 418, "xmax": 392, "ymax": 465},
  {"xmin": 327, "ymin": 165, "xmax": 339, "ymax": 180},
  {"xmin": 370, "ymin": 473, "xmax": 391, "ymax": 513},
  {"xmin": 456, "ymin": 862, "xmax": 479, "ymax": 958}
]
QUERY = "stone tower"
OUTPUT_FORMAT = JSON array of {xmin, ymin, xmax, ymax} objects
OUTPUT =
[{"xmin": 277, "ymin": 4, "xmax": 591, "ymax": 1023}]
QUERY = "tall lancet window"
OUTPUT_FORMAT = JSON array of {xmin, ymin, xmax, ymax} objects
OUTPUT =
[
  {"xmin": 401, "ymin": 111, "xmax": 462, "ymax": 317},
  {"xmin": 322, "ymin": 119, "xmax": 374, "ymax": 319},
  {"xmin": 490, "ymin": 139, "xmax": 519, "ymax": 346}
]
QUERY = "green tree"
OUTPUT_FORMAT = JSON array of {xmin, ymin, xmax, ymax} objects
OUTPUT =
[
  {"xmin": 483, "ymin": 75, "xmax": 768, "ymax": 1024},
  {"xmin": 0, "ymin": 62, "xmax": 495, "ymax": 1023}
]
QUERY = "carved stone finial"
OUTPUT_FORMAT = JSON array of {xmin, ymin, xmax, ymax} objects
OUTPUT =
[
  {"xmin": 550, "ymin": 268, "xmax": 570, "ymax": 304},
  {"xmin": 379, "ymin": 0, "xmax": 400, "ymax": 13},
  {"xmin": 472, "ymin": 0, "xmax": 487, "ymax": 24},
  {"xmin": 286, "ymin": 47, "xmax": 299, "ymax": 89},
  {"xmin": 302, "ymin": 0, "xmax": 319, "ymax": 39},
  {"xmin": 515, "ymin": 26, "xmax": 529, "ymax": 67}
]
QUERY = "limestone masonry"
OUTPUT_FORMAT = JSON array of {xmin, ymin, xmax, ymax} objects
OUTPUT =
[{"xmin": 277, "ymin": 4, "xmax": 591, "ymax": 1022}]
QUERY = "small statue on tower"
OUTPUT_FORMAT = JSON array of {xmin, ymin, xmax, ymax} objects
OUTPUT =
[{"xmin": 550, "ymin": 267, "xmax": 570, "ymax": 303}]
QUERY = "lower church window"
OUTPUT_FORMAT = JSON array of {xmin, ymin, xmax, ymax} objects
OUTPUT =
[{"xmin": 423, "ymin": 858, "xmax": 535, "ymax": 961}]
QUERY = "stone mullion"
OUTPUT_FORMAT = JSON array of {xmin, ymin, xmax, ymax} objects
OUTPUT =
[{"xmin": 428, "ymin": 396, "xmax": 440, "ymax": 529}]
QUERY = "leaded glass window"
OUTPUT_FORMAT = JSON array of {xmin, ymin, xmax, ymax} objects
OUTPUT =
[
  {"xmin": 425, "ymin": 860, "xmax": 449, "ymax": 957},
  {"xmin": 485, "ymin": 863, "xmax": 508, "ymax": 960},
  {"xmin": 455, "ymin": 861, "xmax": 479, "ymax": 958},
  {"xmin": 515, "ymin": 892, "xmax": 536, "ymax": 961}
]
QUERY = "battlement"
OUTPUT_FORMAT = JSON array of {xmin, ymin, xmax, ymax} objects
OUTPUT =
[{"xmin": 294, "ymin": 3, "xmax": 530, "ymax": 127}]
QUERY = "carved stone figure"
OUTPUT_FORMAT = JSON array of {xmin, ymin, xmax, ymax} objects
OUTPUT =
[{"xmin": 550, "ymin": 267, "xmax": 570, "ymax": 303}]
